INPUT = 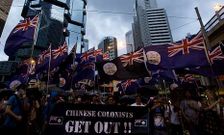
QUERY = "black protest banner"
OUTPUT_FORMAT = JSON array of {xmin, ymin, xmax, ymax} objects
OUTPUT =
[{"xmin": 46, "ymin": 103, "xmax": 150, "ymax": 135}]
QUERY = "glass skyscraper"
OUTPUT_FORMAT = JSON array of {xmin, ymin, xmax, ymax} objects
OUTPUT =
[
  {"xmin": 6, "ymin": 0, "xmax": 70, "ymax": 61},
  {"xmin": 67, "ymin": 0, "xmax": 87, "ymax": 53},
  {"xmin": 133, "ymin": 0, "xmax": 173, "ymax": 49},
  {"xmin": 98, "ymin": 37, "xmax": 118, "ymax": 60},
  {"xmin": 4, "ymin": 0, "xmax": 87, "ymax": 61}
]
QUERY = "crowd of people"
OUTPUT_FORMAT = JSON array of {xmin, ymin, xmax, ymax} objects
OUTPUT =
[{"xmin": 0, "ymin": 83, "xmax": 223, "ymax": 135}]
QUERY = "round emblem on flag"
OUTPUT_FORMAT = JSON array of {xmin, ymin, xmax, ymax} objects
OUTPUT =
[
  {"xmin": 146, "ymin": 51, "xmax": 161, "ymax": 65},
  {"xmin": 9, "ymin": 80, "xmax": 22, "ymax": 89},
  {"xmin": 103, "ymin": 62, "xmax": 117, "ymax": 76},
  {"xmin": 59, "ymin": 77, "xmax": 66, "ymax": 88}
]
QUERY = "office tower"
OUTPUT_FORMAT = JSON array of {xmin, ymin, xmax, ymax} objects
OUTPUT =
[
  {"xmin": 98, "ymin": 37, "xmax": 118, "ymax": 60},
  {"xmin": 125, "ymin": 30, "xmax": 134, "ymax": 53},
  {"xmin": 3, "ymin": 0, "xmax": 86, "ymax": 60},
  {"xmin": 5, "ymin": 0, "xmax": 69, "ymax": 61},
  {"xmin": 67, "ymin": 0, "xmax": 87, "ymax": 53},
  {"xmin": 0, "ymin": 0, "xmax": 13, "ymax": 37},
  {"xmin": 133, "ymin": 0, "xmax": 172, "ymax": 49}
]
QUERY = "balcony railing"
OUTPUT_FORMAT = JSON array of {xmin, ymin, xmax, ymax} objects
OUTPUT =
[{"xmin": 204, "ymin": 6, "xmax": 224, "ymax": 32}]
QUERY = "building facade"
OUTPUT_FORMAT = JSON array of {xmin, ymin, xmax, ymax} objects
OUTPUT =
[
  {"xmin": 83, "ymin": 39, "xmax": 89, "ymax": 52},
  {"xmin": 98, "ymin": 37, "xmax": 118, "ymax": 60},
  {"xmin": 125, "ymin": 30, "xmax": 134, "ymax": 53},
  {"xmin": 0, "ymin": 0, "xmax": 13, "ymax": 37},
  {"xmin": 146, "ymin": 8, "xmax": 173, "ymax": 45},
  {"xmin": 133, "ymin": 0, "xmax": 172, "ymax": 49},
  {"xmin": 6, "ymin": 0, "xmax": 69, "ymax": 61},
  {"xmin": 0, "ymin": 61, "xmax": 18, "ymax": 82},
  {"xmin": 6, "ymin": 0, "xmax": 88, "ymax": 61},
  {"xmin": 67, "ymin": 0, "xmax": 87, "ymax": 53}
]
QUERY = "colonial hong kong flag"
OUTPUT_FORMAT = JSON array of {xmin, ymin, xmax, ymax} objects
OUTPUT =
[
  {"xmin": 119, "ymin": 48, "xmax": 151, "ymax": 77},
  {"xmin": 35, "ymin": 45, "xmax": 52, "ymax": 73},
  {"xmin": 144, "ymin": 44, "xmax": 173, "ymax": 70},
  {"xmin": 181, "ymin": 42, "xmax": 224, "ymax": 77},
  {"xmin": 51, "ymin": 42, "xmax": 68, "ymax": 69},
  {"xmin": 94, "ymin": 48, "xmax": 104, "ymax": 62},
  {"xmin": 73, "ymin": 61, "xmax": 95, "ymax": 83},
  {"xmin": 103, "ymin": 52, "xmax": 110, "ymax": 60},
  {"xmin": 117, "ymin": 79, "xmax": 139, "ymax": 95},
  {"xmin": 5, "ymin": 15, "xmax": 39, "ymax": 56},
  {"xmin": 167, "ymin": 33, "xmax": 209, "ymax": 68},
  {"xmin": 208, "ymin": 43, "xmax": 224, "ymax": 64},
  {"xmin": 209, "ymin": 42, "xmax": 224, "ymax": 75},
  {"xmin": 81, "ymin": 48, "xmax": 95, "ymax": 63}
]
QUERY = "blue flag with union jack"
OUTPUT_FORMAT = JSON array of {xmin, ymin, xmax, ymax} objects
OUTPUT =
[
  {"xmin": 211, "ymin": 42, "xmax": 224, "ymax": 75},
  {"xmin": 144, "ymin": 44, "xmax": 173, "ymax": 70},
  {"xmin": 144, "ymin": 33, "xmax": 210, "ymax": 70},
  {"xmin": 4, "ymin": 15, "xmax": 39, "ymax": 56},
  {"xmin": 168, "ymin": 33, "xmax": 209, "ymax": 68},
  {"xmin": 119, "ymin": 48, "xmax": 151, "ymax": 77},
  {"xmin": 73, "ymin": 51, "xmax": 95, "ymax": 84},
  {"xmin": 35, "ymin": 42, "xmax": 68, "ymax": 74},
  {"xmin": 117, "ymin": 79, "xmax": 139, "ymax": 95},
  {"xmin": 51, "ymin": 42, "xmax": 68, "ymax": 68},
  {"xmin": 176, "ymin": 41, "xmax": 224, "ymax": 77}
]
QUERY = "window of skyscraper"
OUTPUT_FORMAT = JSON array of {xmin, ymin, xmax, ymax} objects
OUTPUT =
[
  {"xmin": 50, "ymin": 5, "xmax": 65, "ymax": 22},
  {"xmin": 67, "ymin": 0, "xmax": 86, "ymax": 52}
]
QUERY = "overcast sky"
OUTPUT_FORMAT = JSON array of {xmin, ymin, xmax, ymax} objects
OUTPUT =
[{"xmin": 0, "ymin": 0, "xmax": 224, "ymax": 61}]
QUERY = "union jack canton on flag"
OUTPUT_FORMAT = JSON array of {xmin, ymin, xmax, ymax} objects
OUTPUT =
[
  {"xmin": 4, "ymin": 15, "xmax": 39, "ymax": 56},
  {"xmin": 167, "ymin": 33, "xmax": 209, "ymax": 68},
  {"xmin": 208, "ymin": 44, "xmax": 224, "ymax": 64},
  {"xmin": 168, "ymin": 33, "xmax": 205, "ymax": 57}
]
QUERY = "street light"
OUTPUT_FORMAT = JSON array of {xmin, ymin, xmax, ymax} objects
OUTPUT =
[
  {"xmin": 30, "ymin": 58, "xmax": 36, "ymax": 64},
  {"xmin": 213, "ymin": 3, "xmax": 223, "ymax": 21},
  {"xmin": 214, "ymin": 3, "xmax": 222, "ymax": 12},
  {"xmin": 107, "ymin": 46, "xmax": 112, "ymax": 49}
]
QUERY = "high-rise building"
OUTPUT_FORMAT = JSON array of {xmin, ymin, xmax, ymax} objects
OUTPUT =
[
  {"xmin": 133, "ymin": 0, "xmax": 172, "ymax": 49},
  {"xmin": 132, "ymin": 16, "xmax": 143, "ymax": 50},
  {"xmin": 83, "ymin": 39, "xmax": 89, "ymax": 52},
  {"xmin": 67, "ymin": 0, "xmax": 87, "ymax": 53},
  {"xmin": 146, "ymin": 8, "xmax": 173, "ymax": 45},
  {"xmin": 0, "ymin": 0, "xmax": 13, "ymax": 37},
  {"xmin": 125, "ymin": 30, "xmax": 134, "ymax": 53},
  {"xmin": 98, "ymin": 37, "xmax": 118, "ymax": 60},
  {"xmin": 3, "ymin": 0, "xmax": 86, "ymax": 59},
  {"xmin": 7, "ymin": 0, "xmax": 68, "ymax": 61}
]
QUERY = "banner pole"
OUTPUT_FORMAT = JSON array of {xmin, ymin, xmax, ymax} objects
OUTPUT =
[
  {"xmin": 195, "ymin": 7, "xmax": 222, "ymax": 91},
  {"xmin": 70, "ymin": 37, "xmax": 78, "ymax": 90},
  {"xmin": 46, "ymin": 44, "xmax": 52, "ymax": 94},
  {"xmin": 31, "ymin": 11, "xmax": 42, "ymax": 59}
]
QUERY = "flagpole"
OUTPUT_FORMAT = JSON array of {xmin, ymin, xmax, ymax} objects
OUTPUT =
[
  {"xmin": 30, "ymin": 11, "xmax": 42, "ymax": 59},
  {"xmin": 93, "ymin": 47, "xmax": 96, "ymax": 94},
  {"xmin": 46, "ymin": 44, "xmax": 52, "ymax": 94},
  {"xmin": 195, "ymin": 7, "xmax": 222, "ymax": 92},
  {"xmin": 70, "ymin": 37, "xmax": 78, "ymax": 90}
]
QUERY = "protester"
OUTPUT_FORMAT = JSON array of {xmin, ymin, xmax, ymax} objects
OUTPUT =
[
  {"xmin": 106, "ymin": 95, "xmax": 116, "ymax": 105},
  {"xmin": 1, "ymin": 85, "xmax": 26, "ymax": 135},
  {"xmin": 198, "ymin": 88, "xmax": 223, "ymax": 135},
  {"xmin": 130, "ymin": 95, "xmax": 145, "ymax": 107},
  {"xmin": 27, "ymin": 99, "xmax": 41, "ymax": 135},
  {"xmin": 150, "ymin": 97, "xmax": 167, "ymax": 135},
  {"xmin": 180, "ymin": 90, "xmax": 201, "ymax": 135},
  {"xmin": 166, "ymin": 101, "xmax": 183, "ymax": 135},
  {"xmin": 91, "ymin": 94, "xmax": 104, "ymax": 104}
]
